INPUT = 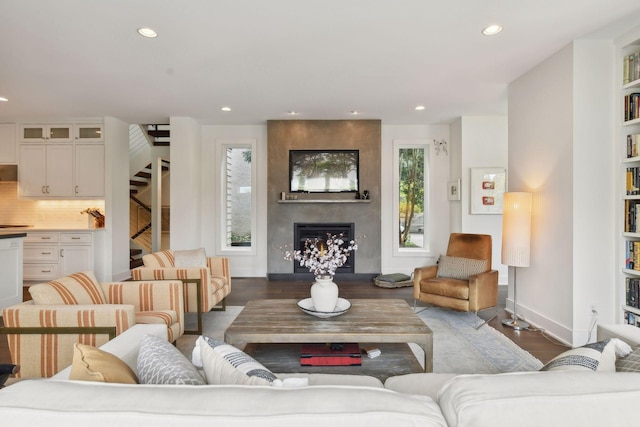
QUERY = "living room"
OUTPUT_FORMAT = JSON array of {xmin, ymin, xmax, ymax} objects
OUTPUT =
[{"xmin": 0, "ymin": 2, "xmax": 639, "ymax": 353}]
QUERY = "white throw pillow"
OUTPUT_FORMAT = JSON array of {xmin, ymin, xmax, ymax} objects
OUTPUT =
[
  {"xmin": 198, "ymin": 336, "xmax": 277, "ymax": 386},
  {"xmin": 540, "ymin": 338, "xmax": 632, "ymax": 372},
  {"xmin": 174, "ymin": 248, "xmax": 207, "ymax": 268}
]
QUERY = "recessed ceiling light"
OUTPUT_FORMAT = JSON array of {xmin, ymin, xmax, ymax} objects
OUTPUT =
[
  {"xmin": 137, "ymin": 27, "xmax": 158, "ymax": 38},
  {"xmin": 482, "ymin": 24, "xmax": 503, "ymax": 36},
  {"xmin": 350, "ymin": 110, "xmax": 360, "ymax": 115},
  {"xmin": 415, "ymin": 105, "xmax": 425, "ymax": 111},
  {"xmin": 221, "ymin": 106, "xmax": 231, "ymax": 112},
  {"xmin": 288, "ymin": 111, "xmax": 299, "ymax": 115},
  {"xmin": 0, "ymin": 97, "xmax": 7, "ymax": 102}
]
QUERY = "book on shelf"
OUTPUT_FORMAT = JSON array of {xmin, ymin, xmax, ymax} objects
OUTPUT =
[
  {"xmin": 627, "ymin": 133, "xmax": 640, "ymax": 158},
  {"xmin": 625, "ymin": 167, "xmax": 640, "ymax": 195},
  {"xmin": 624, "ymin": 51, "xmax": 640, "ymax": 85},
  {"xmin": 300, "ymin": 343, "xmax": 362, "ymax": 366},
  {"xmin": 624, "ymin": 93, "xmax": 640, "ymax": 122}
]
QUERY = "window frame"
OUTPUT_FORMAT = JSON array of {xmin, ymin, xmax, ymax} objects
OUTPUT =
[
  {"xmin": 217, "ymin": 140, "xmax": 257, "ymax": 256},
  {"xmin": 392, "ymin": 139, "xmax": 430, "ymax": 257}
]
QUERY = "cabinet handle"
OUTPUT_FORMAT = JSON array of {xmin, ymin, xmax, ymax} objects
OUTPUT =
[
  {"xmin": 41, "ymin": 252, "xmax": 51, "ymax": 255},
  {"xmin": 42, "ymin": 186, "xmax": 46, "ymax": 194},
  {"xmin": 46, "ymin": 185, "xmax": 49, "ymax": 194},
  {"xmin": 75, "ymin": 185, "xmax": 79, "ymax": 194},
  {"xmin": 41, "ymin": 270, "xmax": 51, "ymax": 273},
  {"xmin": 71, "ymin": 237, "xmax": 80, "ymax": 240},
  {"xmin": 60, "ymin": 249, "xmax": 64, "ymax": 257},
  {"xmin": 41, "ymin": 237, "xmax": 51, "ymax": 240}
]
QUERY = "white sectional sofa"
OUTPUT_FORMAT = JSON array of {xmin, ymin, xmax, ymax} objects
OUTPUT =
[{"xmin": 0, "ymin": 324, "xmax": 639, "ymax": 426}]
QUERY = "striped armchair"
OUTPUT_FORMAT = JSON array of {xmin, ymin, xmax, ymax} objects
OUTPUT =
[
  {"xmin": 131, "ymin": 250, "xmax": 231, "ymax": 334},
  {"xmin": 1, "ymin": 271, "xmax": 184, "ymax": 378}
]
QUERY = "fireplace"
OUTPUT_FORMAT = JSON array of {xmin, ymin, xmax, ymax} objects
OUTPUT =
[{"xmin": 294, "ymin": 223, "xmax": 355, "ymax": 274}]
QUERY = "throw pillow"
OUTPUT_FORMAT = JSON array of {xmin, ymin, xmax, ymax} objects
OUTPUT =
[
  {"xmin": 174, "ymin": 248, "xmax": 207, "ymax": 268},
  {"xmin": 616, "ymin": 345, "xmax": 640, "ymax": 372},
  {"xmin": 137, "ymin": 333, "xmax": 205, "ymax": 385},
  {"xmin": 436, "ymin": 255, "xmax": 488, "ymax": 280},
  {"xmin": 540, "ymin": 338, "xmax": 632, "ymax": 372},
  {"xmin": 198, "ymin": 336, "xmax": 277, "ymax": 386},
  {"xmin": 69, "ymin": 343, "xmax": 138, "ymax": 384},
  {"xmin": 29, "ymin": 271, "xmax": 107, "ymax": 305}
]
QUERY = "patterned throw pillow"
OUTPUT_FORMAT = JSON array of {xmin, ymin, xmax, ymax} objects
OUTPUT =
[
  {"xmin": 29, "ymin": 271, "xmax": 107, "ymax": 305},
  {"xmin": 436, "ymin": 255, "xmax": 488, "ymax": 280},
  {"xmin": 174, "ymin": 248, "xmax": 207, "ymax": 268},
  {"xmin": 137, "ymin": 334, "xmax": 205, "ymax": 385},
  {"xmin": 616, "ymin": 345, "xmax": 640, "ymax": 372},
  {"xmin": 540, "ymin": 338, "xmax": 632, "ymax": 372},
  {"xmin": 198, "ymin": 336, "xmax": 277, "ymax": 386}
]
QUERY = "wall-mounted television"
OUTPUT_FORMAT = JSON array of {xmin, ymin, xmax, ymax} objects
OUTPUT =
[{"xmin": 289, "ymin": 150, "xmax": 359, "ymax": 193}]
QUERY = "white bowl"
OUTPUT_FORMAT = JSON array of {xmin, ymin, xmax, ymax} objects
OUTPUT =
[{"xmin": 297, "ymin": 297, "xmax": 351, "ymax": 318}]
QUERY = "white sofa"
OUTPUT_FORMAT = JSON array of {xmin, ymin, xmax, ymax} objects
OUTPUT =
[{"xmin": 0, "ymin": 324, "xmax": 639, "ymax": 426}]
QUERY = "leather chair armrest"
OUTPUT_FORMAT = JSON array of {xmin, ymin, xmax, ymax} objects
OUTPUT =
[
  {"xmin": 468, "ymin": 270, "xmax": 499, "ymax": 311},
  {"xmin": 413, "ymin": 265, "xmax": 438, "ymax": 299}
]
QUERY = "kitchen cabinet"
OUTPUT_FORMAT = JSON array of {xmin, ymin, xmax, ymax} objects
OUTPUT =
[
  {"xmin": 0, "ymin": 235, "xmax": 23, "ymax": 311},
  {"xmin": 74, "ymin": 144, "xmax": 104, "ymax": 197},
  {"xmin": 0, "ymin": 124, "xmax": 17, "ymax": 164},
  {"xmin": 19, "ymin": 144, "xmax": 74, "ymax": 197},
  {"xmin": 20, "ymin": 124, "xmax": 73, "ymax": 143},
  {"xmin": 74, "ymin": 124, "xmax": 104, "ymax": 142},
  {"xmin": 23, "ymin": 232, "xmax": 93, "ymax": 281}
]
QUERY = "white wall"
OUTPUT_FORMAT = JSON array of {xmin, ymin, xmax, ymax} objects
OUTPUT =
[
  {"xmin": 458, "ymin": 116, "xmax": 509, "ymax": 284},
  {"xmin": 508, "ymin": 40, "xmax": 616, "ymax": 345},
  {"xmin": 169, "ymin": 117, "xmax": 202, "ymax": 250},
  {"xmin": 104, "ymin": 116, "xmax": 131, "ymax": 281},
  {"xmin": 380, "ymin": 124, "xmax": 450, "ymax": 275}
]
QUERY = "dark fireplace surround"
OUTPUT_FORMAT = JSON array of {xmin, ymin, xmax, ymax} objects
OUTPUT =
[{"xmin": 294, "ymin": 223, "xmax": 355, "ymax": 274}]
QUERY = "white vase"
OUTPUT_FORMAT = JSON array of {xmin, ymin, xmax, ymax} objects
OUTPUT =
[{"xmin": 310, "ymin": 276, "xmax": 339, "ymax": 312}]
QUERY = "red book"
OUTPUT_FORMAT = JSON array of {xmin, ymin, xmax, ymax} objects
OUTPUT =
[{"xmin": 300, "ymin": 343, "xmax": 362, "ymax": 366}]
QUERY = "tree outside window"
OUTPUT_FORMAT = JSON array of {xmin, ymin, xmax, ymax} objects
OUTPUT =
[{"xmin": 398, "ymin": 147, "xmax": 425, "ymax": 248}]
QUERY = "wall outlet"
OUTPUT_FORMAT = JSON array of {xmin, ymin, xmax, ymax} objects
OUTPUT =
[{"xmin": 591, "ymin": 305, "xmax": 598, "ymax": 315}]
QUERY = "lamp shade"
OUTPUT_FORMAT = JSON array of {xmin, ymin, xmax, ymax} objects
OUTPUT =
[{"xmin": 501, "ymin": 192, "xmax": 532, "ymax": 267}]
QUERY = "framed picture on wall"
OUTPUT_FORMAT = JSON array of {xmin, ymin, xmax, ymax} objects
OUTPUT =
[
  {"xmin": 447, "ymin": 179, "xmax": 461, "ymax": 201},
  {"xmin": 470, "ymin": 168, "xmax": 506, "ymax": 214}
]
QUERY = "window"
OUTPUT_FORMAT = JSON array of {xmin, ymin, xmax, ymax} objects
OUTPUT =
[
  {"xmin": 394, "ymin": 141, "xmax": 429, "ymax": 252},
  {"xmin": 222, "ymin": 145, "xmax": 253, "ymax": 250}
]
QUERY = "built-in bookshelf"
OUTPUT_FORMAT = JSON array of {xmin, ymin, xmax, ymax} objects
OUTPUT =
[{"xmin": 620, "ymin": 31, "xmax": 640, "ymax": 327}]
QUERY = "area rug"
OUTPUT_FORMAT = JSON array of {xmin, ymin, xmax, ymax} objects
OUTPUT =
[{"xmin": 178, "ymin": 305, "xmax": 543, "ymax": 375}]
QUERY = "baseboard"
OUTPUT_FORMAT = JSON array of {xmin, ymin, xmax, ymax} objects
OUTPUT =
[
  {"xmin": 505, "ymin": 297, "xmax": 572, "ymax": 346},
  {"xmin": 267, "ymin": 273, "xmax": 378, "ymax": 282}
]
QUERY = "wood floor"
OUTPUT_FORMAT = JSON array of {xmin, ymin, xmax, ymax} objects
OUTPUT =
[{"xmin": 0, "ymin": 278, "xmax": 569, "ymax": 366}]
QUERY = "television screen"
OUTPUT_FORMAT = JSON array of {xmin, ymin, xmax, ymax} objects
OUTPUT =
[{"xmin": 289, "ymin": 150, "xmax": 359, "ymax": 193}]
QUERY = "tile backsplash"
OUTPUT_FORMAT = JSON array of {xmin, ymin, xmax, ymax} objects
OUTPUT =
[{"xmin": 0, "ymin": 182, "xmax": 105, "ymax": 228}]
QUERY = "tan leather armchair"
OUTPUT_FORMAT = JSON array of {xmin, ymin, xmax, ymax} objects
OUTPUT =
[{"xmin": 414, "ymin": 233, "xmax": 498, "ymax": 325}]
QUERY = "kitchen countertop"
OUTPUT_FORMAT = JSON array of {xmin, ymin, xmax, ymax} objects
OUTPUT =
[
  {"xmin": 0, "ymin": 232, "xmax": 27, "ymax": 239},
  {"xmin": 0, "ymin": 227, "xmax": 104, "ymax": 232}
]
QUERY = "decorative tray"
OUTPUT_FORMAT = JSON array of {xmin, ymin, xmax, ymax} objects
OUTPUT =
[{"xmin": 297, "ymin": 298, "xmax": 351, "ymax": 318}]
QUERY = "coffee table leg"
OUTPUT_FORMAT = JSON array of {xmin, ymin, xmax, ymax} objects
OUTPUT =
[{"xmin": 416, "ymin": 338, "xmax": 433, "ymax": 372}]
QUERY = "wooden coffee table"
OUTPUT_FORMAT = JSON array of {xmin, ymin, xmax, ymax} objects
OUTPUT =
[{"xmin": 224, "ymin": 298, "xmax": 433, "ymax": 372}]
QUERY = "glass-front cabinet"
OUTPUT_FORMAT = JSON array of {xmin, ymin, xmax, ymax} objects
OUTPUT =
[
  {"xmin": 20, "ymin": 124, "xmax": 73, "ymax": 143},
  {"xmin": 74, "ymin": 124, "xmax": 104, "ymax": 142}
]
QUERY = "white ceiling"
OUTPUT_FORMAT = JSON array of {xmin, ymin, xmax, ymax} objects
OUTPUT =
[{"xmin": 1, "ymin": 0, "xmax": 639, "ymax": 126}]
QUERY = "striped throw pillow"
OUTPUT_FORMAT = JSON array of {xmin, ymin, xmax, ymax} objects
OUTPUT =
[
  {"xmin": 29, "ymin": 271, "xmax": 106, "ymax": 305},
  {"xmin": 436, "ymin": 255, "xmax": 488, "ymax": 280}
]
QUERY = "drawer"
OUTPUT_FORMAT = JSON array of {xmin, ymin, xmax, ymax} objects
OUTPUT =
[
  {"xmin": 24, "ymin": 232, "xmax": 59, "ymax": 243},
  {"xmin": 24, "ymin": 245, "xmax": 59, "ymax": 262},
  {"xmin": 23, "ymin": 263, "xmax": 59, "ymax": 281},
  {"xmin": 60, "ymin": 233, "xmax": 92, "ymax": 244}
]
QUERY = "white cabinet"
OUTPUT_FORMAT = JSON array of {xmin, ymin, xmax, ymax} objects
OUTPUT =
[
  {"xmin": 74, "ymin": 144, "xmax": 104, "ymax": 197},
  {"xmin": 19, "ymin": 144, "xmax": 74, "ymax": 197},
  {"xmin": 18, "ymin": 121, "xmax": 104, "ymax": 199},
  {"xmin": 23, "ymin": 232, "xmax": 93, "ymax": 281},
  {"xmin": 20, "ymin": 124, "xmax": 73, "ymax": 143},
  {"xmin": 0, "ymin": 124, "xmax": 17, "ymax": 164},
  {"xmin": 0, "ymin": 236, "xmax": 23, "ymax": 311},
  {"xmin": 74, "ymin": 124, "xmax": 104, "ymax": 142}
]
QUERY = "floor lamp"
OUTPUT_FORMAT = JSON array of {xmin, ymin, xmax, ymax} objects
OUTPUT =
[{"xmin": 501, "ymin": 192, "xmax": 532, "ymax": 330}]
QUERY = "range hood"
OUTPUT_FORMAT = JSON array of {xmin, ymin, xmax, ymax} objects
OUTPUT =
[{"xmin": 0, "ymin": 165, "xmax": 17, "ymax": 182}]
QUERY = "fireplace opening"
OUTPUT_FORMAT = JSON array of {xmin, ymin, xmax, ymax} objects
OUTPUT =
[{"xmin": 293, "ymin": 223, "xmax": 355, "ymax": 274}]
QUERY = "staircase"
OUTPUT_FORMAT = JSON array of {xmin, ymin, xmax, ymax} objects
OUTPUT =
[{"xmin": 129, "ymin": 124, "xmax": 171, "ymax": 268}]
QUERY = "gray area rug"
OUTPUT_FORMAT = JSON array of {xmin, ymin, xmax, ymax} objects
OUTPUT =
[{"xmin": 178, "ymin": 305, "xmax": 543, "ymax": 374}]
